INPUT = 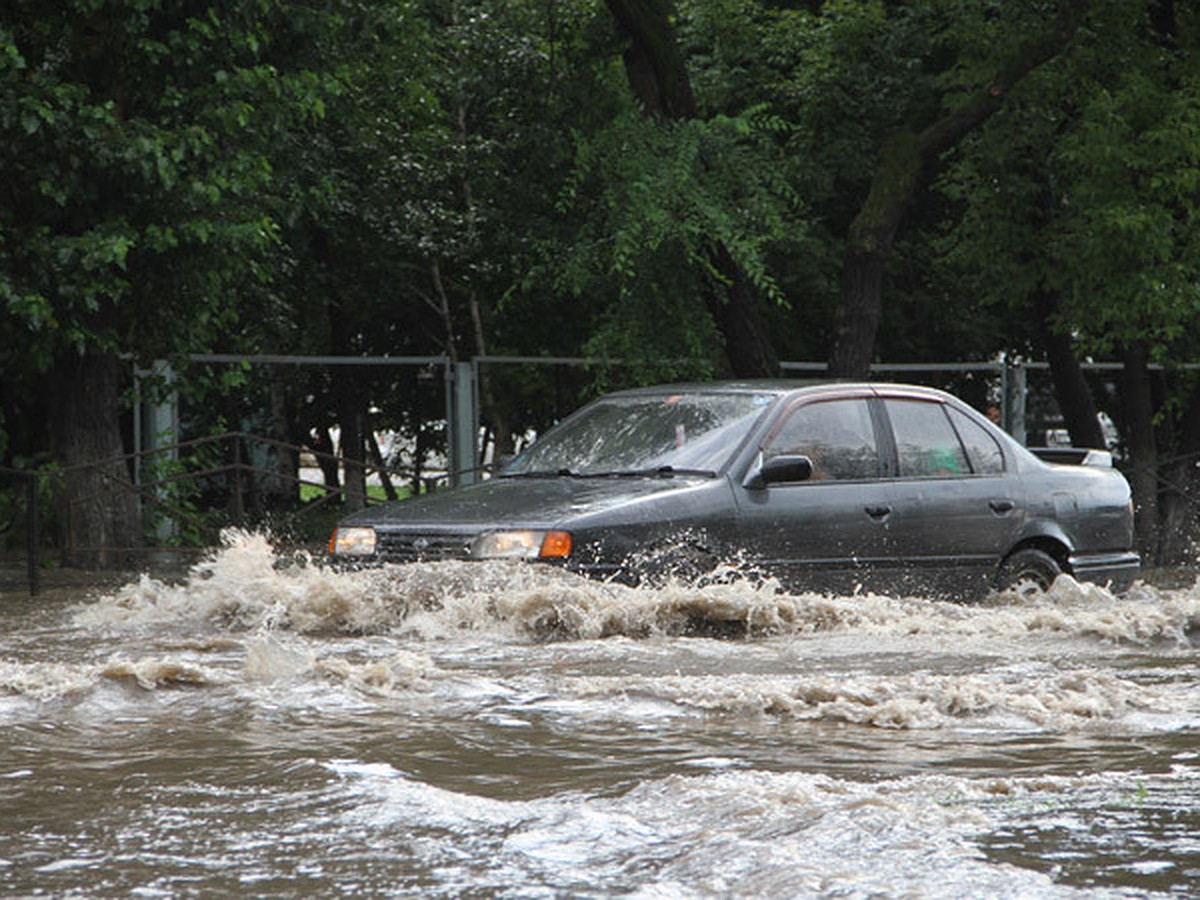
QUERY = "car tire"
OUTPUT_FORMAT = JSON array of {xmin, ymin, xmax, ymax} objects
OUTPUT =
[{"xmin": 996, "ymin": 548, "xmax": 1061, "ymax": 597}]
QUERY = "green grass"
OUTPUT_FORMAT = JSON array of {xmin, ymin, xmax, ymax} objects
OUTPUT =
[{"xmin": 299, "ymin": 483, "xmax": 415, "ymax": 504}]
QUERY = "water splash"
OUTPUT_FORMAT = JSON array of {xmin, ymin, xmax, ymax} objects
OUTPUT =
[
  {"xmin": 70, "ymin": 530, "xmax": 1200, "ymax": 650},
  {"xmin": 322, "ymin": 758, "xmax": 1198, "ymax": 897},
  {"xmin": 565, "ymin": 665, "xmax": 1183, "ymax": 732},
  {"xmin": 100, "ymin": 656, "xmax": 224, "ymax": 690},
  {"xmin": 0, "ymin": 659, "xmax": 96, "ymax": 702}
]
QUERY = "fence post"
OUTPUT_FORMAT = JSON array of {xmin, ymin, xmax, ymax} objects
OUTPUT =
[
  {"xmin": 450, "ymin": 360, "xmax": 479, "ymax": 487},
  {"xmin": 1004, "ymin": 362, "xmax": 1028, "ymax": 445},
  {"xmin": 232, "ymin": 438, "xmax": 245, "ymax": 524},
  {"xmin": 27, "ymin": 474, "xmax": 39, "ymax": 597},
  {"xmin": 147, "ymin": 360, "xmax": 179, "ymax": 540}
]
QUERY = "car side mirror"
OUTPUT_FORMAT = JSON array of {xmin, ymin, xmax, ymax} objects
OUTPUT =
[{"xmin": 745, "ymin": 454, "xmax": 814, "ymax": 489}]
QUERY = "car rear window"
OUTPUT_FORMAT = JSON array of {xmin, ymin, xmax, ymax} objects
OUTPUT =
[
  {"xmin": 885, "ymin": 399, "xmax": 971, "ymax": 477},
  {"xmin": 947, "ymin": 406, "xmax": 1005, "ymax": 474}
]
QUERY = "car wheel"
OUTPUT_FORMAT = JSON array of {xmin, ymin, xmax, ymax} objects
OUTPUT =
[{"xmin": 997, "ymin": 548, "xmax": 1061, "ymax": 597}]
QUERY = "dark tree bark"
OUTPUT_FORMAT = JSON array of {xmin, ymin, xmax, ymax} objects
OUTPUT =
[
  {"xmin": 48, "ymin": 349, "xmax": 141, "ymax": 568},
  {"xmin": 1119, "ymin": 343, "xmax": 1159, "ymax": 562},
  {"xmin": 606, "ymin": 0, "xmax": 698, "ymax": 119},
  {"xmin": 441, "ymin": 9, "xmax": 513, "ymax": 460},
  {"xmin": 309, "ymin": 426, "xmax": 341, "ymax": 494},
  {"xmin": 1033, "ymin": 289, "xmax": 1107, "ymax": 449},
  {"xmin": 315, "ymin": 228, "xmax": 367, "ymax": 512},
  {"xmin": 1158, "ymin": 376, "xmax": 1200, "ymax": 565},
  {"xmin": 268, "ymin": 368, "xmax": 300, "ymax": 503},
  {"xmin": 605, "ymin": 0, "xmax": 777, "ymax": 378},
  {"xmin": 708, "ymin": 246, "xmax": 781, "ymax": 380},
  {"xmin": 829, "ymin": 1, "xmax": 1087, "ymax": 378},
  {"xmin": 330, "ymin": 313, "xmax": 367, "ymax": 513},
  {"xmin": 367, "ymin": 431, "xmax": 398, "ymax": 502}
]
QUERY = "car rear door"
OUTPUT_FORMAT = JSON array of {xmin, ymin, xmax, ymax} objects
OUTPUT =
[
  {"xmin": 734, "ymin": 395, "xmax": 898, "ymax": 594},
  {"xmin": 878, "ymin": 396, "xmax": 1024, "ymax": 596}
]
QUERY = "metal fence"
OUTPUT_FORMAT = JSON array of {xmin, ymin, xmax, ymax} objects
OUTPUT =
[
  {"xmin": 3, "ymin": 431, "xmax": 421, "ymax": 596},
  {"xmin": 4, "ymin": 355, "xmax": 1192, "ymax": 596}
]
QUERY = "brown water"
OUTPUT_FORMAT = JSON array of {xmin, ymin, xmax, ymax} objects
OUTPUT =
[{"xmin": 1, "ymin": 531, "xmax": 1198, "ymax": 897}]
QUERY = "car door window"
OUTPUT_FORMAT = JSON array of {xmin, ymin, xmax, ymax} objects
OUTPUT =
[
  {"xmin": 947, "ymin": 407, "xmax": 1005, "ymax": 474},
  {"xmin": 885, "ymin": 399, "xmax": 970, "ymax": 477},
  {"xmin": 765, "ymin": 399, "xmax": 880, "ymax": 480}
]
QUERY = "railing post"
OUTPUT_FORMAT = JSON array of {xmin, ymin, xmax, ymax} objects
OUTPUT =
[
  {"xmin": 147, "ymin": 359, "xmax": 179, "ymax": 541},
  {"xmin": 232, "ymin": 438, "xmax": 245, "ymax": 525},
  {"xmin": 27, "ymin": 474, "xmax": 40, "ymax": 597},
  {"xmin": 449, "ymin": 360, "xmax": 478, "ymax": 487},
  {"xmin": 1004, "ymin": 362, "xmax": 1028, "ymax": 445}
]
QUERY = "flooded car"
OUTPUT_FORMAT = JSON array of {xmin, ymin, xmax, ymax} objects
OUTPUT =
[{"xmin": 328, "ymin": 382, "xmax": 1140, "ymax": 597}]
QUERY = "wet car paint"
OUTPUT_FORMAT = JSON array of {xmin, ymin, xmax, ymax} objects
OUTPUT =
[{"xmin": 331, "ymin": 382, "xmax": 1140, "ymax": 597}]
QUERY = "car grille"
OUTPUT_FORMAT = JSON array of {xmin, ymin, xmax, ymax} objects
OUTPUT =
[{"xmin": 375, "ymin": 530, "xmax": 474, "ymax": 563}]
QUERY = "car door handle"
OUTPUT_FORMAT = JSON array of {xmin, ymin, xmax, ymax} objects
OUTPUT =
[
  {"xmin": 989, "ymin": 499, "xmax": 1015, "ymax": 514},
  {"xmin": 865, "ymin": 504, "xmax": 891, "ymax": 519}
]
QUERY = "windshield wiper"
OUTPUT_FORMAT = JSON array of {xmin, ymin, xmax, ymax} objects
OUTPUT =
[
  {"xmin": 502, "ymin": 466, "xmax": 716, "ymax": 479},
  {"xmin": 585, "ymin": 466, "xmax": 717, "ymax": 479},
  {"xmin": 647, "ymin": 465, "xmax": 716, "ymax": 478},
  {"xmin": 500, "ymin": 468, "xmax": 580, "ymax": 478}
]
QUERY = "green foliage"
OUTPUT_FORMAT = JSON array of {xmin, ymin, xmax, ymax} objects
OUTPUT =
[
  {"xmin": 0, "ymin": 0, "xmax": 337, "ymax": 377},
  {"xmin": 1052, "ymin": 70, "xmax": 1200, "ymax": 356},
  {"xmin": 552, "ymin": 104, "xmax": 802, "ymax": 367},
  {"xmin": 936, "ymin": 0, "xmax": 1200, "ymax": 360},
  {"xmin": 0, "ymin": 461, "xmax": 58, "ymax": 555},
  {"xmin": 5, "ymin": 0, "xmax": 1200, "ymax": 561}
]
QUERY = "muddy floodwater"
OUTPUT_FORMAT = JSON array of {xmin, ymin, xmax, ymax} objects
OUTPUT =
[{"xmin": 1, "ymin": 532, "xmax": 1198, "ymax": 897}]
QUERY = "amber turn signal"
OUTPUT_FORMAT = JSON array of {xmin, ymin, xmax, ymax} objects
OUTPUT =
[{"xmin": 538, "ymin": 530, "xmax": 572, "ymax": 559}]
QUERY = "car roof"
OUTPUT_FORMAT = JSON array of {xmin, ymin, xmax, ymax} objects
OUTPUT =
[{"xmin": 604, "ymin": 380, "xmax": 959, "ymax": 403}]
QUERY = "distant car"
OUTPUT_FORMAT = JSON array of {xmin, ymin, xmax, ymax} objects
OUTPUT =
[{"xmin": 328, "ymin": 382, "xmax": 1140, "ymax": 598}]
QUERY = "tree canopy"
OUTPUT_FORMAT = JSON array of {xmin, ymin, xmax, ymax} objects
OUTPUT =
[{"xmin": 3, "ymin": 0, "xmax": 1199, "ymax": 563}]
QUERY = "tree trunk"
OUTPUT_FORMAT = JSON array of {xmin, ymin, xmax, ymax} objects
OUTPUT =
[
  {"xmin": 367, "ymin": 431, "xmax": 398, "ymax": 502},
  {"xmin": 47, "ymin": 350, "xmax": 141, "ymax": 568},
  {"xmin": 1033, "ymin": 289, "xmax": 1107, "ymax": 449},
  {"xmin": 831, "ymin": 219, "xmax": 894, "ymax": 379},
  {"xmin": 1119, "ymin": 343, "xmax": 1159, "ymax": 562},
  {"xmin": 828, "ymin": 2, "xmax": 1087, "ymax": 378},
  {"xmin": 413, "ymin": 426, "xmax": 428, "ymax": 497},
  {"xmin": 315, "ymin": 228, "xmax": 367, "ymax": 512},
  {"xmin": 705, "ymin": 246, "xmax": 779, "ymax": 379},
  {"xmin": 605, "ymin": 0, "xmax": 697, "ymax": 119},
  {"xmin": 606, "ymin": 0, "xmax": 777, "ymax": 378},
  {"xmin": 310, "ymin": 427, "xmax": 341, "ymax": 495},
  {"xmin": 1158, "ymin": 377, "xmax": 1200, "ymax": 565},
  {"xmin": 331, "ymin": 355, "xmax": 367, "ymax": 513},
  {"xmin": 268, "ymin": 367, "xmax": 299, "ymax": 504},
  {"xmin": 445, "ymin": 26, "xmax": 513, "ymax": 458}
]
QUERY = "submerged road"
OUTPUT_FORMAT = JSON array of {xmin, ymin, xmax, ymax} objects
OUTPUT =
[{"xmin": 1, "ymin": 532, "xmax": 1197, "ymax": 896}]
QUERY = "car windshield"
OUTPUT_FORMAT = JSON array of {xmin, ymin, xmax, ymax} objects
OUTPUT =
[{"xmin": 503, "ymin": 390, "xmax": 777, "ymax": 476}]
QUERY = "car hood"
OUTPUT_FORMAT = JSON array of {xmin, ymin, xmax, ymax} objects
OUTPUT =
[{"xmin": 341, "ymin": 474, "xmax": 715, "ymax": 531}]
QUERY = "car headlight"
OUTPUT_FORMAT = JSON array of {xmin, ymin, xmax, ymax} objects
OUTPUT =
[
  {"xmin": 328, "ymin": 526, "xmax": 377, "ymax": 557},
  {"xmin": 470, "ymin": 529, "xmax": 572, "ymax": 560}
]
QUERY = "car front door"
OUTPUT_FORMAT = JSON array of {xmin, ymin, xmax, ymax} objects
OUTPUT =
[
  {"xmin": 734, "ymin": 396, "xmax": 898, "ymax": 594},
  {"xmin": 879, "ymin": 397, "xmax": 1024, "ymax": 596}
]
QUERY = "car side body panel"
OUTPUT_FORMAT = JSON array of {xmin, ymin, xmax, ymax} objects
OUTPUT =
[{"xmin": 330, "ymin": 381, "xmax": 1140, "ymax": 598}]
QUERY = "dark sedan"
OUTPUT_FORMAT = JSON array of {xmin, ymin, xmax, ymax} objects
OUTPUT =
[{"xmin": 328, "ymin": 382, "xmax": 1140, "ymax": 598}]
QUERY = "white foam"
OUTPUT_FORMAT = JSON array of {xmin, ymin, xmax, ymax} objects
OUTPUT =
[
  {"xmin": 0, "ymin": 659, "xmax": 96, "ymax": 702},
  {"xmin": 564, "ymin": 664, "xmax": 1181, "ymax": 732},
  {"xmin": 73, "ymin": 530, "xmax": 1200, "ymax": 650},
  {"xmin": 321, "ymin": 759, "xmax": 1181, "ymax": 897}
]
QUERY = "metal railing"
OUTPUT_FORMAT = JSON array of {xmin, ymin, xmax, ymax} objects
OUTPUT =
[
  {"xmin": 3, "ymin": 432, "xmax": 434, "ymax": 596},
  {"xmin": 11, "ymin": 355, "xmax": 1200, "ymax": 595}
]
